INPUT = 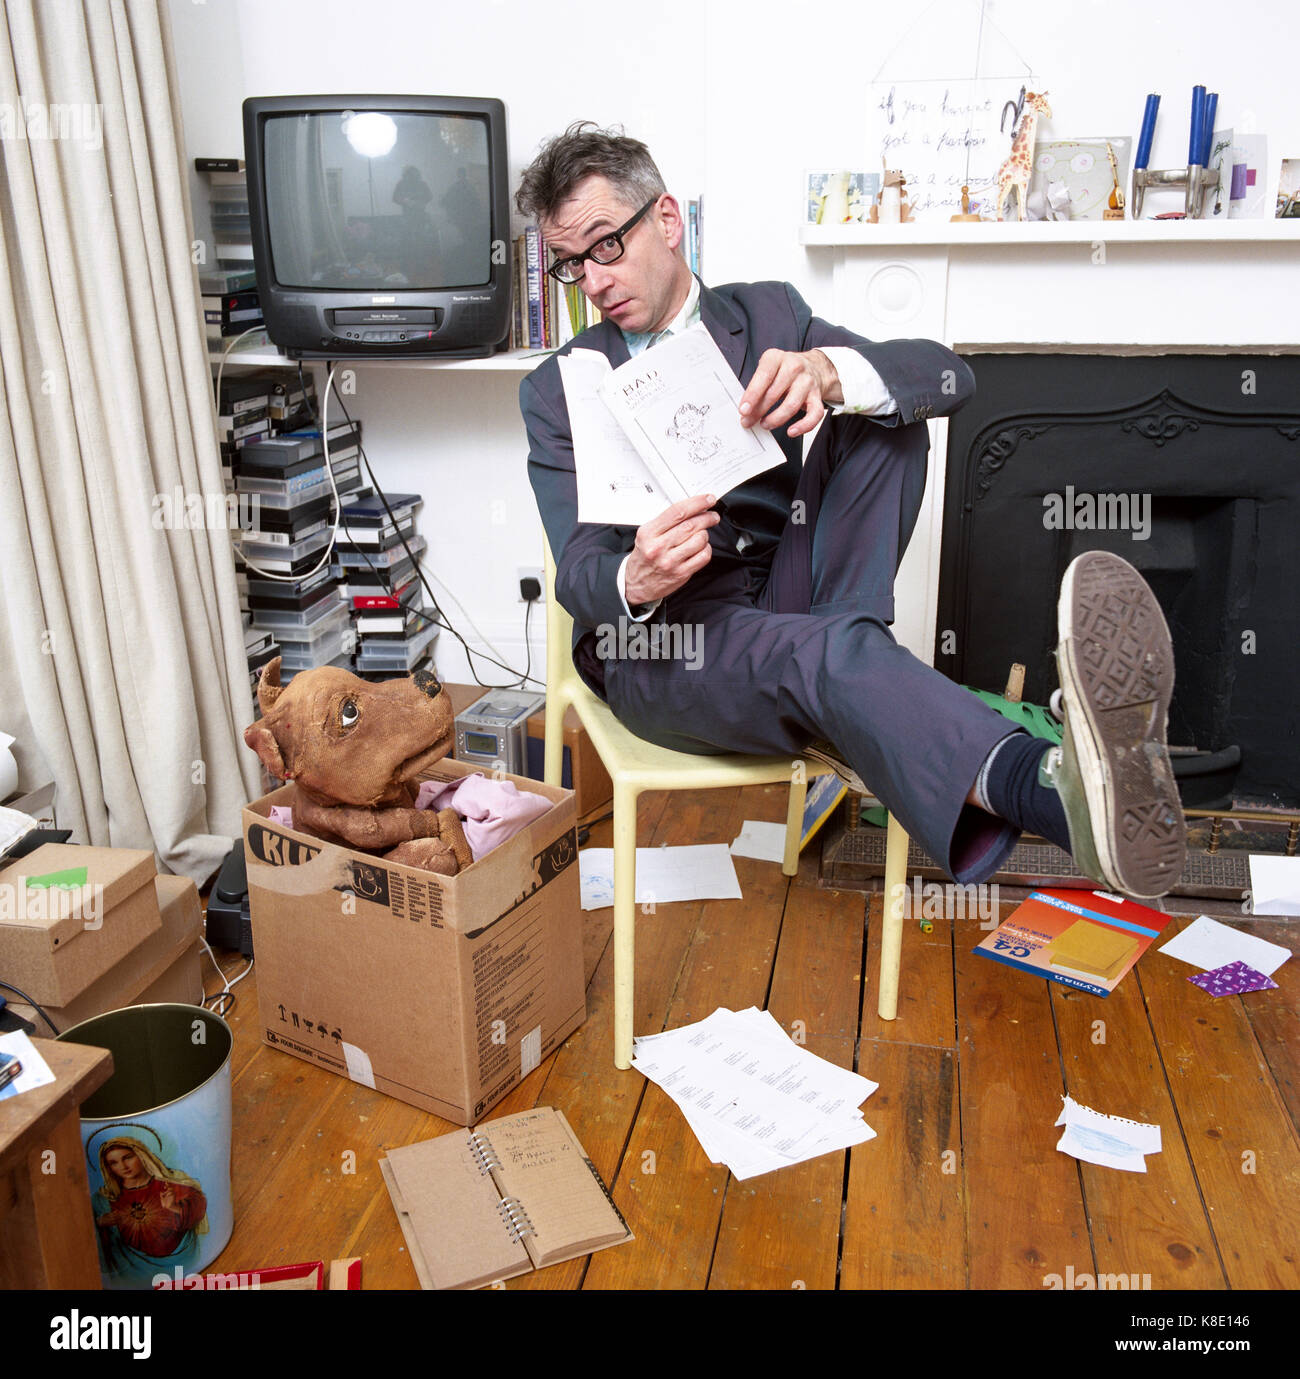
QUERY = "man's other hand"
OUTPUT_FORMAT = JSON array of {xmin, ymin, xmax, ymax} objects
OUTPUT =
[
  {"xmin": 624, "ymin": 495, "xmax": 721, "ymax": 606},
  {"xmin": 739, "ymin": 348, "xmax": 843, "ymax": 438}
]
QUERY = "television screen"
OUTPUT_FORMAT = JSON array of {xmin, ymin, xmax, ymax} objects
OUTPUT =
[{"xmin": 262, "ymin": 109, "xmax": 492, "ymax": 293}]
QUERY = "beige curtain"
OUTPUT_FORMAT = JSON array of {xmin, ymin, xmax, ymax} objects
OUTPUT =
[{"xmin": 0, "ymin": 0, "xmax": 261, "ymax": 882}]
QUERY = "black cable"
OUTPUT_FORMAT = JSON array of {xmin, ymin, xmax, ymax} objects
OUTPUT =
[
  {"xmin": 519, "ymin": 595, "xmax": 534, "ymax": 689},
  {"xmin": 0, "ymin": 978, "xmax": 59, "ymax": 1035}
]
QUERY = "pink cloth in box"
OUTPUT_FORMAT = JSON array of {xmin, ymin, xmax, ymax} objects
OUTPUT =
[{"xmin": 414, "ymin": 774, "xmax": 551, "ymax": 860}]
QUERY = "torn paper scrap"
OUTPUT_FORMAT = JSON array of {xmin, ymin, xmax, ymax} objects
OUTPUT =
[
  {"xmin": 1055, "ymin": 1095, "xmax": 1161, "ymax": 1173},
  {"xmin": 578, "ymin": 844, "xmax": 742, "ymax": 911},
  {"xmin": 1157, "ymin": 915, "xmax": 1291, "ymax": 978},
  {"xmin": 729, "ymin": 820, "xmax": 788, "ymax": 864},
  {"xmin": 1188, "ymin": 961, "xmax": 1278, "ymax": 996}
]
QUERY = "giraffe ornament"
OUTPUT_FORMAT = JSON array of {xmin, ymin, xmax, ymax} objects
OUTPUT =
[{"xmin": 995, "ymin": 91, "xmax": 1052, "ymax": 222}]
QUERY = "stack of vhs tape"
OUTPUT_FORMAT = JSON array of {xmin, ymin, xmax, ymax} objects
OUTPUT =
[
  {"xmin": 236, "ymin": 418, "xmax": 366, "ymax": 680},
  {"xmin": 335, "ymin": 494, "xmax": 438, "ymax": 677},
  {"xmin": 197, "ymin": 158, "xmax": 268, "ymax": 351}
]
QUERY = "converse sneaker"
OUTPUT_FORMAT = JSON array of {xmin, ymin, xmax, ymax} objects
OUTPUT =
[{"xmin": 1051, "ymin": 551, "xmax": 1186, "ymax": 898}]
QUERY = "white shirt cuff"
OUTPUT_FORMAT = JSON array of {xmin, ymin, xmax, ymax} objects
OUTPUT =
[
  {"xmin": 617, "ymin": 555, "xmax": 660, "ymax": 621},
  {"xmin": 820, "ymin": 347, "xmax": 898, "ymax": 417}
]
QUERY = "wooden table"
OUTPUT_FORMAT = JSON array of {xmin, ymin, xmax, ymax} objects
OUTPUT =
[{"xmin": 0, "ymin": 1037, "xmax": 112, "ymax": 1289}]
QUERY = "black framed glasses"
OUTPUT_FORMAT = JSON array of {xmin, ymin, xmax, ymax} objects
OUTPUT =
[{"xmin": 546, "ymin": 197, "xmax": 657, "ymax": 283}]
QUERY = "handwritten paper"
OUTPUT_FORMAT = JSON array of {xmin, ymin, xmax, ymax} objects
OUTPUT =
[{"xmin": 866, "ymin": 77, "xmax": 1035, "ymax": 219}]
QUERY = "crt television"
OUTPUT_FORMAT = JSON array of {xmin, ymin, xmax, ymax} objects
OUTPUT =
[{"xmin": 242, "ymin": 94, "xmax": 511, "ymax": 359}]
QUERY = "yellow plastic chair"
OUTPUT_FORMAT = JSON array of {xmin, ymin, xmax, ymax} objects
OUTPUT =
[{"xmin": 543, "ymin": 544, "xmax": 910, "ymax": 1068}]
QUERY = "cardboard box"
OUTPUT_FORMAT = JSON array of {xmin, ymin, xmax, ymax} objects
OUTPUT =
[
  {"xmin": 244, "ymin": 757, "xmax": 585, "ymax": 1125},
  {"xmin": 133, "ymin": 941, "xmax": 203, "ymax": 1008},
  {"xmin": 0, "ymin": 845, "xmax": 161, "ymax": 1005},
  {"xmin": 526, "ymin": 705, "xmax": 612, "ymax": 819},
  {"xmin": 6, "ymin": 873, "xmax": 204, "ymax": 1032}
]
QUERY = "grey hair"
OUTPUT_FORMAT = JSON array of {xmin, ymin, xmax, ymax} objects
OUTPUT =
[{"xmin": 516, "ymin": 121, "xmax": 666, "ymax": 223}]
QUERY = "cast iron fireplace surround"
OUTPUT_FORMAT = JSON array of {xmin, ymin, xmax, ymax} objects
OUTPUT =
[{"xmin": 936, "ymin": 354, "xmax": 1300, "ymax": 810}]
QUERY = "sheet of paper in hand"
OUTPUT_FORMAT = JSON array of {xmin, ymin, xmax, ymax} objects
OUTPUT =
[{"xmin": 560, "ymin": 325, "xmax": 785, "ymax": 526}]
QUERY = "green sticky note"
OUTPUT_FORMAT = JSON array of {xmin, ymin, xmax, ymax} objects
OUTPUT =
[{"xmin": 27, "ymin": 866, "xmax": 89, "ymax": 889}]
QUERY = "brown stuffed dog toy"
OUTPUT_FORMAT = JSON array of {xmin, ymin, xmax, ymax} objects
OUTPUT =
[{"xmin": 244, "ymin": 656, "xmax": 473, "ymax": 876}]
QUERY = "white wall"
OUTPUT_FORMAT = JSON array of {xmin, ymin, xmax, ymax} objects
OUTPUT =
[{"xmin": 168, "ymin": 0, "xmax": 1300, "ymax": 685}]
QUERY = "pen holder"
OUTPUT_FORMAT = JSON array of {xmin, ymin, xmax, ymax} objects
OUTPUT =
[{"xmin": 1131, "ymin": 163, "xmax": 1219, "ymax": 219}]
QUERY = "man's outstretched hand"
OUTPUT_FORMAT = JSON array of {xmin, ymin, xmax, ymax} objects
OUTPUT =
[
  {"xmin": 738, "ymin": 348, "xmax": 843, "ymax": 438},
  {"xmin": 624, "ymin": 494, "xmax": 721, "ymax": 607}
]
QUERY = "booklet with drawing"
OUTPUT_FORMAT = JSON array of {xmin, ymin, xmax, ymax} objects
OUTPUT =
[
  {"xmin": 559, "ymin": 324, "xmax": 786, "ymax": 526},
  {"xmin": 380, "ymin": 1106, "xmax": 632, "ymax": 1289}
]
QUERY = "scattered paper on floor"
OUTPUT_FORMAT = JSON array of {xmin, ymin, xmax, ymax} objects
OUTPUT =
[
  {"xmin": 631, "ymin": 1006, "xmax": 877, "ymax": 1180},
  {"xmin": 729, "ymin": 820, "xmax": 788, "ymax": 864},
  {"xmin": 1157, "ymin": 915, "xmax": 1291, "ymax": 978},
  {"xmin": 578, "ymin": 844, "xmax": 742, "ymax": 910},
  {"xmin": 1055, "ymin": 1095, "xmax": 1161, "ymax": 1173},
  {"xmin": 1247, "ymin": 855, "xmax": 1300, "ymax": 917}
]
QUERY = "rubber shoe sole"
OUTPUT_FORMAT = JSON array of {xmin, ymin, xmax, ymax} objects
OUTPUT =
[{"xmin": 1054, "ymin": 551, "xmax": 1186, "ymax": 899}]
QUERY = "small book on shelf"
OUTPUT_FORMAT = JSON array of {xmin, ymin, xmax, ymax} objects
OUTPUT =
[{"xmin": 381, "ymin": 1106, "xmax": 632, "ymax": 1289}]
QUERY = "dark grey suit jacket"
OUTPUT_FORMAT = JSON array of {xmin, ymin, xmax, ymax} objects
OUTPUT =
[{"xmin": 520, "ymin": 277, "xmax": 974, "ymax": 673}]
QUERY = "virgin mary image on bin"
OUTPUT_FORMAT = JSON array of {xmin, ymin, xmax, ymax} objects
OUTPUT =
[{"xmin": 92, "ymin": 1130, "xmax": 209, "ymax": 1282}]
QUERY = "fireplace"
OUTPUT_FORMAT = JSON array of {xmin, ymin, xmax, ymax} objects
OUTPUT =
[{"xmin": 934, "ymin": 353, "xmax": 1300, "ymax": 810}]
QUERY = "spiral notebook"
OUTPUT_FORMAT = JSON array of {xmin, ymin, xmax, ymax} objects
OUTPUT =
[{"xmin": 380, "ymin": 1106, "xmax": 633, "ymax": 1289}]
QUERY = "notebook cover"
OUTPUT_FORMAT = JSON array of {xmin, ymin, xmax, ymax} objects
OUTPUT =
[{"xmin": 381, "ymin": 1135, "xmax": 531, "ymax": 1290}]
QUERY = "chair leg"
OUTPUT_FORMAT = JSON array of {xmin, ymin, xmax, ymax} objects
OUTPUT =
[
  {"xmin": 612, "ymin": 779, "xmax": 639, "ymax": 1070},
  {"xmin": 782, "ymin": 771, "xmax": 808, "ymax": 877},
  {"xmin": 543, "ymin": 692, "xmax": 565, "ymax": 787},
  {"xmin": 877, "ymin": 812, "xmax": 909, "ymax": 1020}
]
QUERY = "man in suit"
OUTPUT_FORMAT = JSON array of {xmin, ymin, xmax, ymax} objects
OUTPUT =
[{"xmin": 518, "ymin": 123, "xmax": 1185, "ymax": 898}]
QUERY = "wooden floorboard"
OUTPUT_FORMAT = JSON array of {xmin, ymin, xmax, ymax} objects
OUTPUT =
[
  {"xmin": 1136, "ymin": 915, "xmax": 1300, "ymax": 1290},
  {"xmin": 200, "ymin": 786, "xmax": 1300, "ymax": 1291}
]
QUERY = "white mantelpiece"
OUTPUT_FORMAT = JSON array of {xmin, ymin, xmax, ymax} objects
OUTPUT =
[{"xmin": 806, "ymin": 224, "xmax": 1300, "ymax": 663}]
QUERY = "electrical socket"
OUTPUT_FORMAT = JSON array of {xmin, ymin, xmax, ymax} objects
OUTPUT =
[{"xmin": 517, "ymin": 566, "xmax": 545, "ymax": 602}]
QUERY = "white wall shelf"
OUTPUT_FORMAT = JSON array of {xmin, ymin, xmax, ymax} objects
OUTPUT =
[
  {"xmin": 210, "ymin": 344, "xmax": 549, "ymax": 370},
  {"xmin": 800, "ymin": 219, "xmax": 1300, "ymax": 248}
]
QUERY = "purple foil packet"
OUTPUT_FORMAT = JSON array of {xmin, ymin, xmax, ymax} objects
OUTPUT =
[{"xmin": 1189, "ymin": 961, "xmax": 1278, "ymax": 997}]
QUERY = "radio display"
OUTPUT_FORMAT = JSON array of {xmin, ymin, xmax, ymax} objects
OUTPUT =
[{"xmin": 465, "ymin": 731, "xmax": 499, "ymax": 755}]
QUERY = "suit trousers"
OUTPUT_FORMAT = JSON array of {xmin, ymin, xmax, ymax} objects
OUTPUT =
[{"xmin": 598, "ymin": 411, "xmax": 1023, "ymax": 883}]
